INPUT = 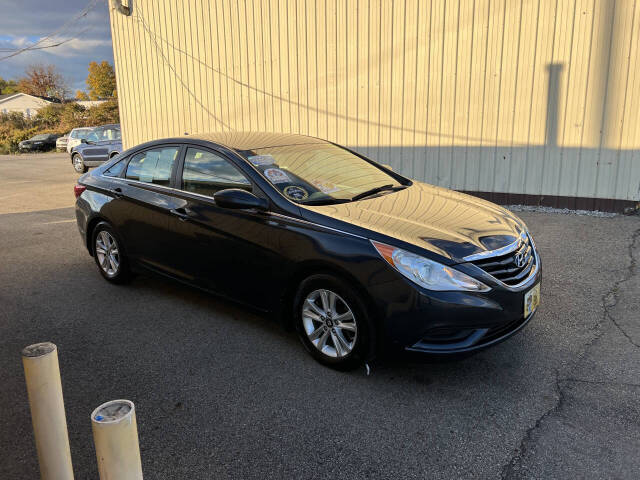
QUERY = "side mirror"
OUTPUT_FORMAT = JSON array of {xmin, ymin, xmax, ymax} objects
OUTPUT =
[
  {"xmin": 80, "ymin": 138, "xmax": 87, "ymax": 144},
  {"xmin": 214, "ymin": 188, "xmax": 268, "ymax": 211},
  {"xmin": 381, "ymin": 163, "xmax": 393, "ymax": 171}
]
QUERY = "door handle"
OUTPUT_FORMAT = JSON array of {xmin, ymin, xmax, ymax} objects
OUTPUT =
[{"xmin": 170, "ymin": 207, "xmax": 191, "ymax": 221}]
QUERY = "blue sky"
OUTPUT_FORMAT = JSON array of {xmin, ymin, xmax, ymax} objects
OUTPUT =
[{"xmin": 0, "ymin": 0, "xmax": 114, "ymax": 93}]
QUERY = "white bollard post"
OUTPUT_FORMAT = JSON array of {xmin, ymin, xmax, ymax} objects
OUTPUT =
[
  {"xmin": 91, "ymin": 399, "xmax": 143, "ymax": 480},
  {"xmin": 21, "ymin": 342, "xmax": 74, "ymax": 480}
]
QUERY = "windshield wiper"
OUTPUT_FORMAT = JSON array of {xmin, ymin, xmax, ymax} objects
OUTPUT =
[
  {"xmin": 351, "ymin": 184, "xmax": 406, "ymax": 201},
  {"xmin": 303, "ymin": 198, "xmax": 352, "ymax": 206}
]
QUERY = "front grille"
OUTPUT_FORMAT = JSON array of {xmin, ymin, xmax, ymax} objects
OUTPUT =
[{"xmin": 471, "ymin": 235, "xmax": 536, "ymax": 286}]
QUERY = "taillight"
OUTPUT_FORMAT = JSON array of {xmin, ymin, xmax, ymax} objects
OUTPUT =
[{"xmin": 74, "ymin": 185, "xmax": 86, "ymax": 199}]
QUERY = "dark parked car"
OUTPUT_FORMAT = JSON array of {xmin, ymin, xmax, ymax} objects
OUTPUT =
[
  {"xmin": 18, "ymin": 133, "xmax": 59, "ymax": 152},
  {"xmin": 70, "ymin": 124, "xmax": 122, "ymax": 173},
  {"xmin": 75, "ymin": 133, "xmax": 541, "ymax": 369}
]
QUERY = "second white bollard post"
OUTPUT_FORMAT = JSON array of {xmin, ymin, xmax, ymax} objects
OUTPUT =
[{"xmin": 91, "ymin": 399, "xmax": 143, "ymax": 480}]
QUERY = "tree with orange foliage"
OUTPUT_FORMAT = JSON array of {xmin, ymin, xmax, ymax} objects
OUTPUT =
[{"xmin": 17, "ymin": 64, "xmax": 69, "ymax": 100}]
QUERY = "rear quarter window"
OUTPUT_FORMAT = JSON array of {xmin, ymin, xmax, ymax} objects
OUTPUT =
[{"xmin": 103, "ymin": 160, "xmax": 125, "ymax": 177}]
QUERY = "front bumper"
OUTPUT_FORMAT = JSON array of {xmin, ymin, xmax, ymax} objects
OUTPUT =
[
  {"xmin": 369, "ymin": 265, "xmax": 541, "ymax": 355},
  {"xmin": 405, "ymin": 310, "xmax": 536, "ymax": 354},
  {"xmin": 19, "ymin": 144, "xmax": 47, "ymax": 152}
]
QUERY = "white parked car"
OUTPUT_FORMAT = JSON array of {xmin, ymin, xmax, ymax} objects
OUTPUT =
[
  {"xmin": 66, "ymin": 127, "xmax": 94, "ymax": 154},
  {"xmin": 56, "ymin": 134, "xmax": 69, "ymax": 152}
]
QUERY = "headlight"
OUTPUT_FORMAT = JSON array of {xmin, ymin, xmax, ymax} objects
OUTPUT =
[{"xmin": 371, "ymin": 241, "xmax": 490, "ymax": 292}]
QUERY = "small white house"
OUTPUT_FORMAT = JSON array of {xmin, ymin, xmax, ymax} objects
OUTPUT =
[
  {"xmin": 76, "ymin": 100, "xmax": 106, "ymax": 109},
  {"xmin": 0, "ymin": 93, "xmax": 54, "ymax": 117}
]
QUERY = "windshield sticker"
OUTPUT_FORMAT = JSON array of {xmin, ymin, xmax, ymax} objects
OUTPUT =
[
  {"xmin": 311, "ymin": 179, "xmax": 339, "ymax": 194},
  {"xmin": 248, "ymin": 154, "xmax": 276, "ymax": 166},
  {"xmin": 264, "ymin": 168, "xmax": 291, "ymax": 184},
  {"xmin": 283, "ymin": 185, "xmax": 309, "ymax": 201}
]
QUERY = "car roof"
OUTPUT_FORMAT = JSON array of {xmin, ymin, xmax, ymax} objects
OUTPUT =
[{"xmin": 186, "ymin": 132, "xmax": 326, "ymax": 151}]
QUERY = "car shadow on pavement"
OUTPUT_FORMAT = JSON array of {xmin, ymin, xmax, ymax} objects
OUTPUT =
[{"xmin": 124, "ymin": 269, "xmax": 532, "ymax": 383}]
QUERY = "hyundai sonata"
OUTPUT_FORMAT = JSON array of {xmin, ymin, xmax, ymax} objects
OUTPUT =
[{"xmin": 75, "ymin": 133, "xmax": 541, "ymax": 369}]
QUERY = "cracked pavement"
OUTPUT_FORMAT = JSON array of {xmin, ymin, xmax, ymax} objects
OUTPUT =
[
  {"xmin": 1, "ymin": 154, "xmax": 639, "ymax": 479},
  {"xmin": 502, "ymin": 224, "xmax": 640, "ymax": 479}
]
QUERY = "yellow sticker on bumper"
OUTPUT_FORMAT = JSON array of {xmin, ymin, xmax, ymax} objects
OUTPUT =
[{"xmin": 524, "ymin": 283, "xmax": 541, "ymax": 317}]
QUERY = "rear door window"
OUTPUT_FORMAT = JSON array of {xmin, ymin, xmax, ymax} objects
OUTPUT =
[
  {"xmin": 125, "ymin": 146, "xmax": 180, "ymax": 186},
  {"xmin": 181, "ymin": 147, "xmax": 251, "ymax": 197}
]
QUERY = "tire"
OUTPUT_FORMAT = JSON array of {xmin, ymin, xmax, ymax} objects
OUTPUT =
[
  {"xmin": 294, "ymin": 274, "xmax": 373, "ymax": 370},
  {"xmin": 91, "ymin": 221, "xmax": 131, "ymax": 284},
  {"xmin": 72, "ymin": 153, "xmax": 87, "ymax": 173}
]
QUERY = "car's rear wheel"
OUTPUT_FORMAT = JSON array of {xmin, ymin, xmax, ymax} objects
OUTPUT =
[
  {"xmin": 72, "ymin": 154, "xmax": 87, "ymax": 173},
  {"xmin": 294, "ymin": 274, "xmax": 372, "ymax": 370},
  {"xmin": 92, "ymin": 222, "xmax": 130, "ymax": 284}
]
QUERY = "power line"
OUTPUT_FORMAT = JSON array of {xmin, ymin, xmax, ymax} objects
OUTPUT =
[
  {"xmin": 0, "ymin": 28, "xmax": 92, "ymax": 53},
  {"xmin": 0, "ymin": 0, "xmax": 103, "ymax": 61}
]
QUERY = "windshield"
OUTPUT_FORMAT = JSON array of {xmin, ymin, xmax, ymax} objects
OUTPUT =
[
  {"xmin": 89, "ymin": 126, "xmax": 121, "ymax": 142},
  {"xmin": 239, "ymin": 143, "xmax": 403, "ymax": 204},
  {"xmin": 72, "ymin": 128, "xmax": 93, "ymax": 140},
  {"xmin": 32, "ymin": 134, "xmax": 49, "ymax": 140}
]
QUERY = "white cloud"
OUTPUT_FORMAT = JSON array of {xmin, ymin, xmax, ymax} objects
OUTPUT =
[
  {"xmin": 45, "ymin": 37, "xmax": 114, "ymax": 57},
  {"xmin": 8, "ymin": 37, "xmax": 30, "ymax": 47}
]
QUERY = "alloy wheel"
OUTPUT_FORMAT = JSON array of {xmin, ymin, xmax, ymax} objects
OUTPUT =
[
  {"xmin": 302, "ymin": 289, "xmax": 357, "ymax": 358},
  {"xmin": 73, "ymin": 155, "xmax": 84, "ymax": 172},
  {"xmin": 95, "ymin": 231, "xmax": 120, "ymax": 277}
]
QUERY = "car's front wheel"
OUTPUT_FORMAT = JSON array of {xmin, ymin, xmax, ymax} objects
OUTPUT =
[
  {"xmin": 294, "ymin": 274, "xmax": 373, "ymax": 370},
  {"xmin": 92, "ymin": 222, "xmax": 130, "ymax": 284},
  {"xmin": 72, "ymin": 154, "xmax": 87, "ymax": 173}
]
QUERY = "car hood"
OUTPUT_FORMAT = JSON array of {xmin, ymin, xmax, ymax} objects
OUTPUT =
[{"xmin": 301, "ymin": 182, "xmax": 527, "ymax": 262}]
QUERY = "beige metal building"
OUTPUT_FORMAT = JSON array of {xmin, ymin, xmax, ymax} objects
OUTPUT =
[{"xmin": 109, "ymin": 0, "xmax": 640, "ymax": 212}]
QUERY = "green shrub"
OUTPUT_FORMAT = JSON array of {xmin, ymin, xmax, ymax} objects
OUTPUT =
[
  {"xmin": 0, "ymin": 126, "xmax": 39, "ymax": 153},
  {"xmin": 86, "ymin": 99, "xmax": 119, "ymax": 125},
  {"xmin": 1, "ymin": 111, "xmax": 30, "ymax": 130},
  {"xmin": 35, "ymin": 104, "xmax": 64, "ymax": 128},
  {"xmin": 59, "ymin": 103, "xmax": 88, "ymax": 131}
]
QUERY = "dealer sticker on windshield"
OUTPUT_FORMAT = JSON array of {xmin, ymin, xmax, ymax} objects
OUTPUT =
[
  {"xmin": 264, "ymin": 168, "xmax": 291, "ymax": 184},
  {"xmin": 283, "ymin": 185, "xmax": 309, "ymax": 201},
  {"xmin": 524, "ymin": 283, "xmax": 540, "ymax": 317},
  {"xmin": 311, "ymin": 179, "xmax": 340, "ymax": 194},
  {"xmin": 248, "ymin": 154, "xmax": 275, "ymax": 166}
]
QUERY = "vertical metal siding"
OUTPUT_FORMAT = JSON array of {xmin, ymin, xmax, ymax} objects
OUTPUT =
[{"xmin": 110, "ymin": 0, "xmax": 640, "ymax": 203}]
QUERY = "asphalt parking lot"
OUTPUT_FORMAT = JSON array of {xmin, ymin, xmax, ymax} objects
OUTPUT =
[{"xmin": 1, "ymin": 152, "xmax": 639, "ymax": 479}]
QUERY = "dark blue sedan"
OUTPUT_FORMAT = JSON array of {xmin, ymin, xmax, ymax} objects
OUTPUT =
[{"xmin": 70, "ymin": 124, "xmax": 122, "ymax": 173}]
